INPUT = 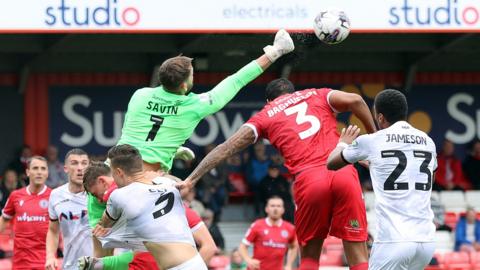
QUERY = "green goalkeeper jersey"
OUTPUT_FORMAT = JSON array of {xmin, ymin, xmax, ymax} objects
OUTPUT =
[
  {"xmin": 87, "ymin": 193, "xmax": 106, "ymax": 228},
  {"xmin": 117, "ymin": 60, "xmax": 263, "ymax": 170}
]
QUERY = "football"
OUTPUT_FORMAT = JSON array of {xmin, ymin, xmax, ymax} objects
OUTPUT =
[{"xmin": 313, "ymin": 9, "xmax": 351, "ymax": 45}]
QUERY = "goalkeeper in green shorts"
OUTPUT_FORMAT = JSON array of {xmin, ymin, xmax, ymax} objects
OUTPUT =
[{"xmin": 117, "ymin": 29, "xmax": 295, "ymax": 173}]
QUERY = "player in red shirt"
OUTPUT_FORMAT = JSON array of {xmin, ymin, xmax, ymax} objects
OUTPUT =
[
  {"xmin": 180, "ymin": 78, "xmax": 376, "ymax": 270},
  {"xmin": 239, "ymin": 196, "xmax": 297, "ymax": 270},
  {"xmin": 0, "ymin": 156, "xmax": 52, "ymax": 270}
]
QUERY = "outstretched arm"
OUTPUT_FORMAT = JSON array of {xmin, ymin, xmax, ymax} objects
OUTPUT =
[
  {"xmin": 327, "ymin": 125, "xmax": 362, "ymax": 170},
  {"xmin": 329, "ymin": 91, "xmax": 376, "ymax": 134},
  {"xmin": 198, "ymin": 30, "xmax": 294, "ymax": 117},
  {"xmin": 178, "ymin": 126, "xmax": 256, "ymax": 196}
]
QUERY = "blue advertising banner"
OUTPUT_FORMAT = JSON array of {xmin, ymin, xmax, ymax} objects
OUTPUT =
[{"xmin": 49, "ymin": 84, "xmax": 480, "ymax": 159}]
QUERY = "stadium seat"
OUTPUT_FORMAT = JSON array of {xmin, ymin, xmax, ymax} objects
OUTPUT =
[
  {"xmin": 440, "ymin": 191, "xmax": 467, "ymax": 212},
  {"xmin": 470, "ymin": 252, "xmax": 480, "ymax": 269},
  {"xmin": 319, "ymin": 249, "xmax": 344, "ymax": 266},
  {"xmin": 465, "ymin": 191, "xmax": 480, "ymax": 209},
  {"xmin": 208, "ymin": 255, "xmax": 229, "ymax": 269},
  {"xmin": 435, "ymin": 231, "xmax": 454, "ymax": 252},
  {"xmin": 444, "ymin": 252, "xmax": 471, "ymax": 270},
  {"xmin": 0, "ymin": 259, "xmax": 11, "ymax": 270},
  {"xmin": 445, "ymin": 211, "xmax": 459, "ymax": 229},
  {"xmin": 364, "ymin": 192, "xmax": 375, "ymax": 211},
  {"xmin": 324, "ymin": 235, "xmax": 343, "ymax": 251}
]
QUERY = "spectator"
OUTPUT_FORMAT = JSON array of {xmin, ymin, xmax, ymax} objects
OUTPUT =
[
  {"xmin": 258, "ymin": 164, "xmax": 294, "ymax": 223},
  {"xmin": 463, "ymin": 140, "xmax": 480, "ymax": 190},
  {"xmin": 454, "ymin": 206, "xmax": 480, "ymax": 251},
  {"xmin": 246, "ymin": 141, "xmax": 271, "ymax": 216},
  {"xmin": 435, "ymin": 140, "xmax": 471, "ymax": 191},
  {"xmin": 430, "ymin": 196, "xmax": 452, "ymax": 232},
  {"xmin": 227, "ymin": 248, "xmax": 247, "ymax": 270},
  {"xmin": 7, "ymin": 145, "xmax": 32, "ymax": 183},
  {"xmin": 0, "ymin": 169, "xmax": 21, "ymax": 209},
  {"xmin": 185, "ymin": 187, "xmax": 206, "ymax": 217},
  {"xmin": 197, "ymin": 144, "xmax": 228, "ymax": 221},
  {"xmin": 45, "ymin": 145, "xmax": 68, "ymax": 188},
  {"xmin": 202, "ymin": 208, "xmax": 225, "ymax": 251}
]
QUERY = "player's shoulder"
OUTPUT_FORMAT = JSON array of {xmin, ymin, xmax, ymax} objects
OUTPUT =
[
  {"xmin": 8, "ymin": 187, "xmax": 25, "ymax": 199},
  {"xmin": 50, "ymin": 183, "xmax": 69, "ymax": 199},
  {"xmin": 282, "ymin": 220, "xmax": 295, "ymax": 231}
]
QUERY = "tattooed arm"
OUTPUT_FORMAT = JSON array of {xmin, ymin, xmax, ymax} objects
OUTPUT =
[{"xmin": 177, "ymin": 126, "xmax": 256, "ymax": 197}]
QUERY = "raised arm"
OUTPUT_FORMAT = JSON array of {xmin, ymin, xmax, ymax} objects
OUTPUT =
[
  {"xmin": 198, "ymin": 30, "xmax": 294, "ymax": 116},
  {"xmin": 178, "ymin": 126, "xmax": 256, "ymax": 196},
  {"xmin": 329, "ymin": 91, "xmax": 376, "ymax": 134}
]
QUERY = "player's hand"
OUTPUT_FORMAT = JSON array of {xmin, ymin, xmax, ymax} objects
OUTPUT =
[
  {"xmin": 339, "ymin": 125, "xmax": 360, "ymax": 144},
  {"xmin": 246, "ymin": 258, "xmax": 260, "ymax": 270},
  {"xmin": 92, "ymin": 224, "xmax": 111, "ymax": 238},
  {"xmin": 175, "ymin": 180, "xmax": 193, "ymax": 198},
  {"xmin": 358, "ymin": 160, "xmax": 370, "ymax": 168},
  {"xmin": 175, "ymin": 146, "xmax": 196, "ymax": 161},
  {"xmin": 284, "ymin": 265, "xmax": 293, "ymax": 270},
  {"xmin": 45, "ymin": 256, "xmax": 58, "ymax": 270},
  {"xmin": 263, "ymin": 29, "xmax": 294, "ymax": 62}
]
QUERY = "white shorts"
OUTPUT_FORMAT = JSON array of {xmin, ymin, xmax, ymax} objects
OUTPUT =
[
  {"xmin": 369, "ymin": 242, "xmax": 435, "ymax": 270},
  {"xmin": 168, "ymin": 254, "xmax": 207, "ymax": 270}
]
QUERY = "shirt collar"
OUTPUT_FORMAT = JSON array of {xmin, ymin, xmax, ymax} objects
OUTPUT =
[
  {"xmin": 26, "ymin": 185, "xmax": 47, "ymax": 195},
  {"xmin": 265, "ymin": 217, "xmax": 283, "ymax": 227}
]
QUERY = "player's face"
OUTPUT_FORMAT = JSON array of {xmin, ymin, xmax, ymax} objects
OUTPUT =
[
  {"xmin": 88, "ymin": 177, "xmax": 110, "ymax": 201},
  {"xmin": 265, "ymin": 198, "xmax": 285, "ymax": 220},
  {"xmin": 26, "ymin": 159, "xmax": 48, "ymax": 186},
  {"xmin": 65, "ymin": 154, "xmax": 89, "ymax": 186}
]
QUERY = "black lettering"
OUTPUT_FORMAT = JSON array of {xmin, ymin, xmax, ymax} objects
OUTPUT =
[
  {"xmin": 386, "ymin": 134, "xmax": 391, "ymax": 142},
  {"xmin": 171, "ymin": 106, "xmax": 178, "ymax": 115},
  {"xmin": 147, "ymin": 101, "xmax": 152, "ymax": 110},
  {"xmin": 152, "ymin": 103, "xmax": 159, "ymax": 112}
]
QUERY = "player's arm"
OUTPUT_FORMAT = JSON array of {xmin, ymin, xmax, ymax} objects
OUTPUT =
[
  {"xmin": 193, "ymin": 224, "xmax": 217, "ymax": 263},
  {"xmin": 45, "ymin": 220, "xmax": 60, "ymax": 270},
  {"xmin": 198, "ymin": 30, "xmax": 294, "ymax": 116},
  {"xmin": 327, "ymin": 125, "xmax": 364, "ymax": 170},
  {"xmin": 328, "ymin": 90, "xmax": 376, "ymax": 134},
  {"xmin": 180, "ymin": 126, "xmax": 256, "ymax": 195},
  {"xmin": 285, "ymin": 239, "xmax": 299, "ymax": 270},
  {"xmin": 0, "ymin": 195, "xmax": 15, "ymax": 233},
  {"xmin": 239, "ymin": 242, "xmax": 260, "ymax": 270},
  {"xmin": 0, "ymin": 217, "xmax": 10, "ymax": 233}
]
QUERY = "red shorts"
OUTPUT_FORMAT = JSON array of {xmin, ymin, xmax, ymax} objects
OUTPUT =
[
  {"xmin": 293, "ymin": 165, "xmax": 367, "ymax": 246},
  {"xmin": 129, "ymin": 252, "xmax": 159, "ymax": 270}
]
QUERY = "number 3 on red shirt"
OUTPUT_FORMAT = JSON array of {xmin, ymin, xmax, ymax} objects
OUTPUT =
[{"xmin": 284, "ymin": 102, "xmax": 321, "ymax": 140}]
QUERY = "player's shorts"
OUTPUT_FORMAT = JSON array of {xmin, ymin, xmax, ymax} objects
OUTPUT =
[
  {"xmin": 292, "ymin": 165, "xmax": 367, "ymax": 245},
  {"xmin": 129, "ymin": 252, "xmax": 158, "ymax": 270},
  {"xmin": 168, "ymin": 254, "xmax": 207, "ymax": 270},
  {"xmin": 369, "ymin": 242, "xmax": 435, "ymax": 270}
]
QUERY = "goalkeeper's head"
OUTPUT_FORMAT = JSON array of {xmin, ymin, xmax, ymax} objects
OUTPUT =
[{"xmin": 158, "ymin": 56, "xmax": 194, "ymax": 95}]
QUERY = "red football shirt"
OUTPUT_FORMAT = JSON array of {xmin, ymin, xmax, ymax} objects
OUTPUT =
[
  {"xmin": 246, "ymin": 88, "xmax": 339, "ymax": 174},
  {"xmin": 2, "ymin": 185, "xmax": 51, "ymax": 270},
  {"xmin": 128, "ymin": 203, "xmax": 204, "ymax": 269},
  {"xmin": 243, "ymin": 218, "xmax": 296, "ymax": 270}
]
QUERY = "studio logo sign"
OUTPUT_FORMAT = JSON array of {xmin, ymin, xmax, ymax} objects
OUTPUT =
[{"xmin": 44, "ymin": 0, "xmax": 140, "ymax": 27}]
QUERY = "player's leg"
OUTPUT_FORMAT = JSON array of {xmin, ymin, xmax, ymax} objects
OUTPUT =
[
  {"xmin": 329, "ymin": 165, "xmax": 369, "ymax": 269},
  {"xmin": 369, "ymin": 242, "xmax": 415, "ymax": 270},
  {"xmin": 293, "ymin": 168, "xmax": 333, "ymax": 270},
  {"xmin": 408, "ymin": 242, "xmax": 435, "ymax": 270}
]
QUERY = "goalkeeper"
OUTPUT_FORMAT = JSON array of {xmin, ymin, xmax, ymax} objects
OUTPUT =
[{"xmin": 117, "ymin": 29, "xmax": 295, "ymax": 173}]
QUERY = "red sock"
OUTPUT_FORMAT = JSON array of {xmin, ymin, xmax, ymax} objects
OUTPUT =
[
  {"xmin": 298, "ymin": 258, "xmax": 319, "ymax": 270},
  {"xmin": 350, "ymin": 262, "xmax": 369, "ymax": 270}
]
